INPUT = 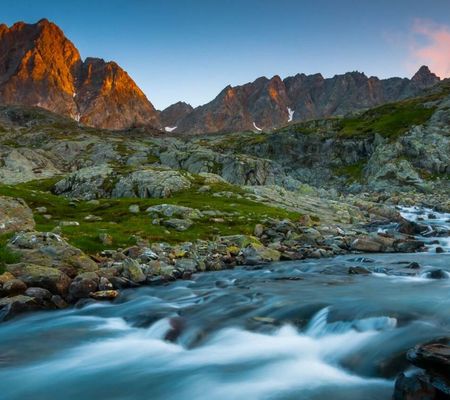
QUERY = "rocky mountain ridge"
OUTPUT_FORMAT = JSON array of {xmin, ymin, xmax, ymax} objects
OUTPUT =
[{"xmin": 170, "ymin": 66, "xmax": 440, "ymax": 134}]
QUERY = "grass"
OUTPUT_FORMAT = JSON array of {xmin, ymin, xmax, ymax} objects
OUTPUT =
[
  {"xmin": 333, "ymin": 160, "xmax": 367, "ymax": 183},
  {"xmin": 0, "ymin": 234, "xmax": 21, "ymax": 272},
  {"xmin": 338, "ymin": 98, "xmax": 436, "ymax": 139},
  {"xmin": 0, "ymin": 178, "xmax": 301, "ymax": 255}
]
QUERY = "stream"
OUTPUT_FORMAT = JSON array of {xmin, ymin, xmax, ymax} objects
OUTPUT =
[{"xmin": 0, "ymin": 207, "xmax": 448, "ymax": 400}]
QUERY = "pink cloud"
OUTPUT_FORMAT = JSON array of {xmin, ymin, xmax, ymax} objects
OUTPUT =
[{"xmin": 410, "ymin": 19, "xmax": 450, "ymax": 78}]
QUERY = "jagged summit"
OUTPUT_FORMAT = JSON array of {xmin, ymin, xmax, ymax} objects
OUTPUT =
[
  {"xmin": 0, "ymin": 19, "xmax": 159, "ymax": 130},
  {"xmin": 173, "ymin": 66, "xmax": 441, "ymax": 134}
]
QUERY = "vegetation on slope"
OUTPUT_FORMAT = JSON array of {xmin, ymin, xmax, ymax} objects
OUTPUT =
[{"xmin": 0, "ymin": 178, "xmax": 301, "ymax": 254}]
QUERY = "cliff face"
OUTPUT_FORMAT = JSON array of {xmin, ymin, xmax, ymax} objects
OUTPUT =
[
  {"xmin": 0, "ymin": 19, "xmax": 159, "ymax": 130},
  {"xmin": 175, "ymin": 67, "xmax": 440, "ymax": 134}
]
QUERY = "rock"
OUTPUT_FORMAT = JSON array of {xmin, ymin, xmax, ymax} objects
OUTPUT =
[
  {"xmin": 395, "ymin": 239, "xmax": 425, "ymax": 253},
  {"xmin": 90, "ymin": 290, "xmax": 120, "ymax": 300},
  {"xmin": 0, "ymin": 272, "xmax": 15, "ymax": 285},
  {"xmin": 121, "ymin": 258, "xmax": 146, "ymax": 283},
  {"xmin": 348, "ymin": 266, "xmax": 371, "ymax": 275},
  {"xmin": 393, "ymin": 372, "xmax": 442, "ymax": 400},
  {"xmin": 35, "ymin": 207, "xmax": 47, "ymax": 214},
  {"xmin": 8, "ymin": 232, "xmax": 98, "ymax": 273},
  {"xmin": 53, "ymin": 165, "xmax": 114, "ymax": 200},
  {"xmin": 254, "ymin": 224, "xmax": 264, "ymax": 237},
  {"xmin": 0, "ymin": 295, "xmax": 40, "ymax": 320},
  {"xmin": 112, "ymin": 169, "xmax": 192, "ymax": 198},
  {"xmin": 426, "ymin": 269, "xmax": 448, "ymax": 280},
  {"xmin": 351, "ymin": 237, "xmax": 383, "ymax": 252},
  {"xmin": 407, "ymin": 343, "xmax": 450, "ymax": 376},
  {"xmin": 98, "ymin": 277, "xmax": 113, "ymax": 291},
  {"xmin": 146, "ymin": 204, "xmax": 202, "ymax": 219},
  {"xmin": 436, "ymin": 247, "xmax": 445, "ymax": 254},
  {"xmin": 59, "ymin": 221, "xmax": 80, "ymax": 227},
  {"xmin": 7, "ymin": 264, "xmax": 71, "ymax": 296},
  {"xmin": 393, "ymin": 343, "xmax": 450, "ymax": 399},
  {"xmin": 220, "ymin": 235, "xmax": 263, "ymax": 248},
  {"xmin": 84, "ymin": 215, "xmax": 102, "ymax": 222},
  {"xmin": 99, "ymin": 232, "xmax": 113, "ymax": 246},
  {"xmin": 25, "ymin": 287, "xmax": 52, "ymax": 301},
  {"xmin": 163, "ymin": 218, "xmax": 193, "ymax": 231},
  {"xmin": 1, "ymin": 279, "xmax": 27, "ymax": 296},
  {"xmin": 398, "ymin": 219, "xmax": 428, "ymax": 235},
  {"xmin": 68, "ymin": 272, "xmax": 99, "ymax": 299},
  {"xmin": 51, "ymin": 295, "xmax": 68, "ymax": 309},
  {"xmin": 175, "ymin": 258, "xmax": 198, "ymax": 272},
  {"xmin": 406, "ymin": 262, "xmax": 421, "ymax": 269},
  {"xmin": 242, "ymin": 245, "xmax": 281, "ymax": 265},
  {"xmin": 0, "ymin": 196, "xmax": 35, "ymax": 235},
  {"xmin": 129, "ymin": 204, "xmax": 140, "ymax": 214}
]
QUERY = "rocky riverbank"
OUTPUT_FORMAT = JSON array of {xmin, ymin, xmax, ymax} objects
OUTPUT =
[{"xmin": 0, "ymin": 192, "xmax": 443, "ymax": 321}]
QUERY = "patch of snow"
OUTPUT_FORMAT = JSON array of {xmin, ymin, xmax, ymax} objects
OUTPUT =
[
  {"xmin": 74, "ymin": 113, "xmax": 81, "ymax": 122},
  {"xmin": 0, "ymin": 223, "xmax": 5, "ymax": 230},
  {"xmin": 253, "ymin": 122, "xmax": 262, "ymax": 131},
  {"xmin": 73, "ymin": 92, "xmax": 77, "ymax": 98},
  {"xmin": 287, "ymin": 107, "xmax": 295, "ymax": 122},
  {"xmin": 165, "ymin": 126, "xmax": 177, "ymax": 132}
]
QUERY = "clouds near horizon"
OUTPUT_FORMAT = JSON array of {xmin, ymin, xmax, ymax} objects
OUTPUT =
[{"xmin": 410, "ymin": 19, "xmax": 450, "ymax": 78}]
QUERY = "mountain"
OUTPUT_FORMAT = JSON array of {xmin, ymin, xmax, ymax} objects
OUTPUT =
[
  {"xmin": 0, "ymin": 19, "xmax": 159, "ymax": 130},
  {"xmin": 159, "ymin": 101, "xmax": 193, "ymax": 131},
  {"xmin": 174, "ymin": 67, "xmax": 440, "ymax": 134}
]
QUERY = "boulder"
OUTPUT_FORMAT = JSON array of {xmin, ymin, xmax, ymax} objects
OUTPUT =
[
  {"xmin": 53, "ymin": 164, "xmax": 114, "ymax": 200},
  {"xmin": 163, "ymin": 218, "xmax": 193, "ymax": 231},
  {"xmin": 68, "ymin": 272, "xmax": 99, "ymax": 299},
  {"xmin": 0, "ymin": 295, "xmax": 41, "ymax": 321},
  {"xmin": 146, "ymin": 204, "xmax": 202, "ymax": 219},
  {"xmin": 8, "ymin": 232, "xmax": 98, "ymax": 274},
  {"xmin": 25, "ymin": 287, "xmax": 52, "ymax": 301},
  {"xmin": 90, "ymin": 290, "xmax": 120, "ymax": 300},
  {"xmin": 121, "ymin": 258, "xmax": 146, "ymax": 283},
  {"xmin": 0, "ymin": 196, "xmax": 35, "ymax": 235},
  {"xmin": 407, "ymin": 343, "xmax": 450, "ymax": 376},
  {"xmin": 112, "ymin": 169, "xmax": 191, "ymax": 198},
  {"xmin": 7, "ymin": 264, "xmax": 72, "ymax": 296},
  {"xmin": 1, "ymin": 279, "xmax": 27, "ymax": 296},
  {"xmin": 351, "ymin": 237, "xmax": 383, "ymax": 253}
]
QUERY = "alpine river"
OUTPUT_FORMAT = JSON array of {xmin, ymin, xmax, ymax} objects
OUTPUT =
[{"xmin": 0, "ymin": 207, "xmax": 448, "ymax": 400}]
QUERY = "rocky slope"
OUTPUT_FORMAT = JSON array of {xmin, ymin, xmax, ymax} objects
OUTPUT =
[
  {"xmin": 174, "ymin": 66, "xmax": 440, "ymax": 134},
  {"xmin": 159, "ymin": 101, "xmax": 193, "ymax": 131},
  {"xmin": 0, "ymin": 19, "xmax": 159, "ymax": 129}
]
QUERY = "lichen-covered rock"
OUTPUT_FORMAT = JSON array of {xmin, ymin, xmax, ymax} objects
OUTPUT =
[
  {"xmin": 90, "ymin": 290, "xmax": 119, "ymax": 300},
  {"xmin": 146, "ymin": 204, "xmax": 202, "ymax": 219},
  {"xmin": 6, "ymin": 264, "xmax": 71, "ymax": 296},
  {"xmin": 0, "ymin": 295, "xmax": 41, "ymax": 321},
  {"xmin": 8, "ymin": 232, "xmax": 98, "ymax": 273},
  {"xmin": 0, "ymin": 196, "xmax": 35, "ymax": 235},
  {"xmin": 68, "ymin": 272, "xmax": 99, "ymax": 300},
  {"xmin": 163, "ymin": 218, "xmax": 194, "ymax": 231},
  {"xmin": 112, "ymin": 169, "xmax": 191, "ymax": 198},
  {"xmin": 121, "ymin": 258, "xmax": 146, "ymax": 283},
  {"xmin": 53, "ymin": 164, "xmax": 114, "ymax": 200}
]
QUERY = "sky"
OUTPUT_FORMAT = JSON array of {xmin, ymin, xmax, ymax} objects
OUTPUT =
[{"xmin": 1, "ymin": 0, "xmax": 450, "ymax": 109}]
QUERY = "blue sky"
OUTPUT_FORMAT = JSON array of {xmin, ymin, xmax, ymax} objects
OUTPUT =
[{"xmin": 2, "ymin": 0, "xmax": 450, "ymax": 109}]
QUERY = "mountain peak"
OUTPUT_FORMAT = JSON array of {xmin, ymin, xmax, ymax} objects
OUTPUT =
[
  {"xmin": 0, "ymin": 19, "xmax": 159, "ymax": 130},
  {"xmin": 412, "ymin": 66, "xmax": 440, "ymax": 87}
]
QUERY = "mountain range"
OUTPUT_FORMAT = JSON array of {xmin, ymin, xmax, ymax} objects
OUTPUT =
[{"xmin": 0, "ymin": 19, "xmax": 441, "ymax": 132}]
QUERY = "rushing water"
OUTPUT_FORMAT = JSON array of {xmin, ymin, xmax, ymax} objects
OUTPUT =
[{"xmin": 0, "ymin": 207, "xmax": 449, "ymax": 400}]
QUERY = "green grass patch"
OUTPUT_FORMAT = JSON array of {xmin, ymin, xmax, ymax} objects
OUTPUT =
[
  {"xmin": 0, "ymin": 234, "xmax": 21, "ymax": 272},
  {"xmin": 338, "ymin": 99, "xmax": 436, "ymax": 139},
  {"xmin": 333, "ymin": 160, "xmax": 367, "ymax": 182},
  {"xmin": 0, "ymin": 179, "xmax": 301, "ymax": 255}
]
